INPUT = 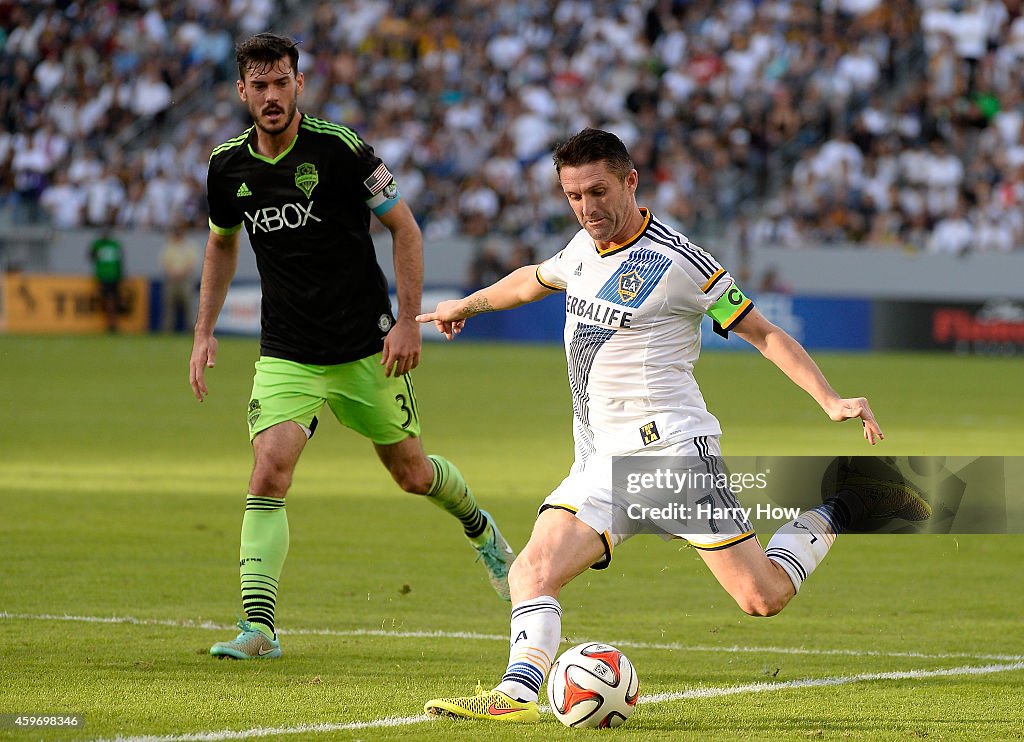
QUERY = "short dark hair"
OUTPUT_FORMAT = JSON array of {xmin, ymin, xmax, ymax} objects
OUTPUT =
[
  {"xmin": 552, "ymin": 128, "xmax": 634, "ymax": 180},
  {"xmin": 236, "ymin": 33, "xmax": 300, "ymax": 81}
]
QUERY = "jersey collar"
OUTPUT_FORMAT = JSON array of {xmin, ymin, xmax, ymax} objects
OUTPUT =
[
  {"xmin": 246, "ymin": 115, "xmax": 301, "ymax": 165},
  {"xmin": 595, "ymin": 208, "xmax": 651, "ymax": 258}
]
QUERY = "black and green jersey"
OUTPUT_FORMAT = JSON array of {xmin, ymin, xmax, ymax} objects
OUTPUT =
[
  {"xmin": 207, "ymin": 114, "xmax": 402, "ymax": 365},
  {"xmin": 90, "ymin": 237, "xmax": 123, "ymax": 284}
]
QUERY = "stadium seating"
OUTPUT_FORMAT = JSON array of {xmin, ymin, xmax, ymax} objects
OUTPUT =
[{"xmin": 2, "ymin": 0, "xmax": 1021, "ymax": 277}]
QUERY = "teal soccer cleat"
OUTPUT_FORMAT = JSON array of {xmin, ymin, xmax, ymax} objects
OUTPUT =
[
  {"xmin": 473, "ymin": 510, "xmax": 515, "ymax": 601},
  {"xmin": 210, "ymin": 619, "xmax": 281, "ymax": 659}
]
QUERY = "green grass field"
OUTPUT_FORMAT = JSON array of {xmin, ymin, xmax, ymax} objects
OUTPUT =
[{"xmin": 1, "ymin": 336, "xmax": 1022, "ymax": 741}]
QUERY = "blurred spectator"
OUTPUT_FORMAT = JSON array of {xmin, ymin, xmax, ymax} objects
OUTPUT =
[
  {"xmin": 866, "ymin": 209, "xmax": 906, "ymax": 247},
  {"xmin": 458, "ymin": 174, "xmax": 500, "ymax": 238},
  {"xmin": 927, "ymin": 201, "xmax": 974, "ymax": 255},
  {"xmin": 467, "ymin": 239, "xmax": 508, "ymax": 291},
  {"xmin": 974, "ymin": 209, "xmax": 1015, "ymax": 253},
  {"xmin": 901, "ymin": 210, "xmax": 932, "ymax": 250},
  {"xmin": 39, "ymin": 169, "xmax": 84, "ymax": 228},
  {"xmin": 160, "ymin": 221, "xmax": 201, "ymax": 332},
  {"xmin": 89, "ymin": 228, "xmax": 123, "ymax": 332},
  {"xmin": 84, "ymin": 165, "xmax": 126, "ymax": 227},
  {"xmin": 757, "ymin": 266, "xmax": 790, "ymax": 294},
  {"xmin": 10, "ymin": 143, "xmax": 48, "ymax": 224},
  {"xmin": 751, "ymin": 202, "xmax": 803, "ymax": 248},
  {"xmin": 506, "ymin": 239, "xmax": 537, "ymax": 271},
  {"xmin": 129, "ymin": 61, "xmax": 173, "ymax": 123}
]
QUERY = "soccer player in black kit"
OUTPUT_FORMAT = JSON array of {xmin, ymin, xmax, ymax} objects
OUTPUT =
[{"xmin": 189, "ymin": 33, "xmax": 515, "ymax": 659}]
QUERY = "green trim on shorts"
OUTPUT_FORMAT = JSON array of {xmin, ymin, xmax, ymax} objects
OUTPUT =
[{"xmin": 247, "ymin": 354, "xmax": 421, "ymax": 444}]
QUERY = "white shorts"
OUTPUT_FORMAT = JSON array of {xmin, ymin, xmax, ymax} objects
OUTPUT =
[{"xmin": 540, "ymin": 435, "xmax": 757, "ymax": 569}]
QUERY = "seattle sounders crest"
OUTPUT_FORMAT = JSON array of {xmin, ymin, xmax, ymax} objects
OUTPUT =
[{"xmin": 295, "ymin": 163, "xmax": 319, "ymax": 198}]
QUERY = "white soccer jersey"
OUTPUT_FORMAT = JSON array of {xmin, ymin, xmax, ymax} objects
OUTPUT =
[{"xmin": 536, "ymin": 209, "xmax": 753, "ymax": 466}]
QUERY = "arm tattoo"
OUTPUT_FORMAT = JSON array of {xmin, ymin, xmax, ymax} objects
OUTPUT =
[{"xmin": 463, "ymin": 296, "xmax": 494, "ymax": 316}]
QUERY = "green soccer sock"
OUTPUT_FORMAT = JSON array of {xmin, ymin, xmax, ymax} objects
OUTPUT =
[
  {"xmin": 426, "ymin": 455, "xmax": 489, "ymax": 544},
  {"xmin": 239, "ymin": 495, "xmax": 289, "ymax": 639}
]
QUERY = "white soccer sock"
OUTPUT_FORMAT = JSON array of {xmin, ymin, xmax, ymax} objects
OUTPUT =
[
  {"xmin": 764, "ymin": 502, "xmax": 843, "ymax": 593},
  {"xmin": 494, "ymin": 596, "xmax": 562, "ymax": 703}
]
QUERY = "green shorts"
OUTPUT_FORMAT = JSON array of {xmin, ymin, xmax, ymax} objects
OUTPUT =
[{"xmin": 247, "ymin": 354, "xmax": 421, "ymax": 444}]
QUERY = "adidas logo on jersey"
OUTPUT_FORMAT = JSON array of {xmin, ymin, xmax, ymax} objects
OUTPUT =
[
  {"xmin": 237, "ymin": 182, "xmax": 252, "ymax": 197},
  {"xmin": 574, "ymin": 262, "xmax": 583, "ymax": 276}
]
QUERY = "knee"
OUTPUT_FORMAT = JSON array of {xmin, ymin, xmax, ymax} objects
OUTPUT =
[
  {"xmin": 735, "ymin": 587, "xmax": 789, "ymax": 618},
  {"xmin": 391, "ymin": 458, "xmax": 433, "ymax": 495},
  {"xmin": 249, "ymin": 461, "xmax": 294, "ymax": 498},
  {"xmin": 508, "ymin": 551, "xmax": 555, "ymax": 600}
]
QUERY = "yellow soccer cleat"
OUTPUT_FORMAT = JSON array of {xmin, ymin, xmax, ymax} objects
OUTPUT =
[{"xmin": 425, "ymin": 687, "xmax": 540, "ymax": 723}]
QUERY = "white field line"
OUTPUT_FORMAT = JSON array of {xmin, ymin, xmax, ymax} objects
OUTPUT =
[
  {"xmin": 639, "ymin": 660, "xmax": 1024, "ymax": 703},
  {"xmin": 2, "ymin": 611, "xmax": 1023, "ymax": 664},
  {"xmin": 99, "ymin": 716, "xmax": 432, "ymax": 742},
  {"xmin": 95, "ymin": 662, "xmax": 1024, "ymax": 742}
]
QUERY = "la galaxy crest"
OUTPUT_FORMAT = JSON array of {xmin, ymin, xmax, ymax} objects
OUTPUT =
[
  {"xmin": 295, "ymin": 163, "xmax": 319, "ymax": 198},
  {"xmin": 617, "ymin": 269, "xmax": 644, "ymax": 303}
]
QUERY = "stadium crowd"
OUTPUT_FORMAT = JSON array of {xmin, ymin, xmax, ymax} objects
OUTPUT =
[{"xmin": 2, "ymin": 0, "xmax": 1023, "ymax": 268}]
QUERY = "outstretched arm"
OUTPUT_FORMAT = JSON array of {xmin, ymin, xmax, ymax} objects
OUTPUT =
[
  {"xmin": 416, "ymin": 265, "xmax": 558, "ymax": 339},
  {"xmin": 731, "ymin": 307, "xmax": 884, "ymax": 445}
]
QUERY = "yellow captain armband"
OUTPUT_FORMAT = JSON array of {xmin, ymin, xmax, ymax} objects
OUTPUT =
[{"xmin": 707, "ymin": 284, "xmax": 753, "ymax": 336}]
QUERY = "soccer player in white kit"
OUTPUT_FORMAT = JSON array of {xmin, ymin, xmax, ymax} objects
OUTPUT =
[{"xmin": 418, "ymin": 129, "xmax": 927, "ymax": 723}]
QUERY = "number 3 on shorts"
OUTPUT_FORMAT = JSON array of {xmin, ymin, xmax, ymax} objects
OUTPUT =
[{"xmin": 395, "ymin": 393, "xmax": 413, "ymax": 429}]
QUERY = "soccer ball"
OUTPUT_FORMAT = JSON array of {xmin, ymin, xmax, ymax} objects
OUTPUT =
[{"xmin": 546, "ymin": 642, "xmax": 639, "ymax": 728}]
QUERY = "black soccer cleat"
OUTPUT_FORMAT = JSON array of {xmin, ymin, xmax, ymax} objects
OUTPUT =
[{"xmin": 823, "ymin": 459, "xmax": 932, "ymax": 530}]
